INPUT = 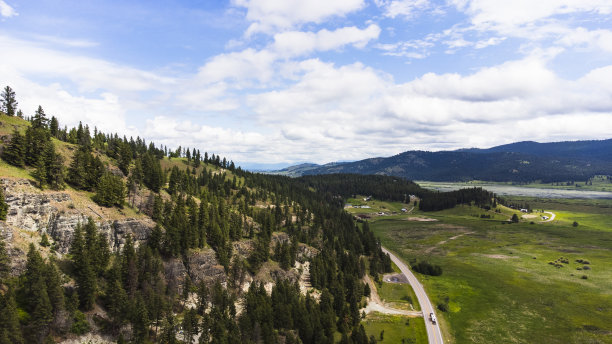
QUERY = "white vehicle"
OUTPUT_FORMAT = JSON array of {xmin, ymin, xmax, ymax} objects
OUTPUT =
[{"xmin": 430, "ymin": 312, "xmax": 437, "ymax": 324}]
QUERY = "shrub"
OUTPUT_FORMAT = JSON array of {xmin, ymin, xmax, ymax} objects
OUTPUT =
[
  {"xmin": 412, "ymin": 261, "xmax": 443, "ymax": 276},
  {"xmin": 581, "ymin": 275, "xmax": 588, "ymax": 280},
  {"xmin": 573, "ymin": 221, "xmax": 579, "ymax": 227},
  {"xmin": 437, "ymin": 302, "xmax": 449, "ymax": 312}
]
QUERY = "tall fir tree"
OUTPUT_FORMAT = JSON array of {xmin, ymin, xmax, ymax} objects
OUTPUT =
[
  {"xmin": 0, "ymin": 186, "xmax": 7, "ymax": 222},
  {"xmin": 1, "ymin": 129, "xmax": 25, "ymax": 167},
  {"xmin": 0, "ymin": 285, "xmax": 24, "ymax": 344},
  {"xmin": 0, "ymin": 86, "xmax": 18, "ymax": 116}
]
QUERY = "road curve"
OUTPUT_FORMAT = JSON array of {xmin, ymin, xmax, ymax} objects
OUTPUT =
[
  {"xmin": 542, "ymin": 211, "xmax": 556, "ymax": 222},
  {"xmin": 381, "ymin": 247, "xmax": 445, "ymax": 344}
]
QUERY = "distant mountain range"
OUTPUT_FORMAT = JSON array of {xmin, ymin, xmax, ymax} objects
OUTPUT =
[{"xmin": 269, "ymin": 139, "xmax": 612, "ymax": 182}]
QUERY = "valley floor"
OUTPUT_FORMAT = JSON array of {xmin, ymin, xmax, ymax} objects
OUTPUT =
[{"xmin": 366, "ymin": 199, "xmax": 612, "ymax": 344}]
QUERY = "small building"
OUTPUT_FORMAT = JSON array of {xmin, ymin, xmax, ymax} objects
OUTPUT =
[
  {"xmin": 364, "ymin": 196, "xmax": 372, "ymax": 201},
  {"xmin": 542, "ymin": 216, "xmax": 549, "ymax": 220},
  {"xmin": 520, "ymin": 209, "xmax": 528, "ymax": 213},
  {"xmin": 401, "ymin": 208, "xmax": 407, "ymax": 212}
]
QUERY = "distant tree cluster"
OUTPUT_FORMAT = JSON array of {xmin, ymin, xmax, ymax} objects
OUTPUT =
[{"xmin": 418, "ymin": 187, "xmax": 495, "ymax": 212}]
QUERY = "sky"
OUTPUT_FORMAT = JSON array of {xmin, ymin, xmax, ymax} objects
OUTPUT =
[{"xmin": 1, "ymin": 0, "xmax": 612, "ymax": 169}]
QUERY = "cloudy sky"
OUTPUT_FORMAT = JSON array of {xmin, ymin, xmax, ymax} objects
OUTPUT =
[{"xmin": 1, "ymin": 0, "xmax": 611, "ymax": 169}]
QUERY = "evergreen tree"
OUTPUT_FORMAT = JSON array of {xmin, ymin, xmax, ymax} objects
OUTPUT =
[
  {"xmin": 0, "ymin": 187, "xmax": 7, "ymax": 222},
  {"xmin": 0, "ymin": 86, "xmax": 18, "ymax": 116},
  {"xmin": 43, "ymin": 141, "xmax": 65, "ymax": 190},
  {"xmin": 33, "ymin": 156, "xmax": 47, "ymax": 189},
  {"xmin": 49, "ymin": 116, "xmax": 59, "ymax": 138},
  {"xmin": 1, "ymin": 129, "xmax": 25, "ymax": 167},
  {"xmin": 23, "ymin": 244, "xmax": 53, "ymax": 342},
  {"xmin": 0, "ymin": 236, "xmax": 9, "ymax": 280},
  {"xmin": 0, "ymin": 285, "xmax": 24, "ymax": 344},
  {"xmin": 70, "ymin": 224, "xmax": 97, "ymax": 310},
  {"xmin": 31, "ymin": 105, "xmax": 48, "ymax": 129},
  {"xmin": 93, "ymin": 172, "xmax": 125, "ymax": 208}
]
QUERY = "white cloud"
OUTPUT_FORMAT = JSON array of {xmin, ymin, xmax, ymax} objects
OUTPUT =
[
  {"xmin": 557, "ymin": 27, "xmax": 612, "ymax": 52},
  {"xmin": 452, "ymin": 0, "xmax": 612, "ymax": 29},
  {"xmin": 272, "ymin": 24, "xmax": 381, "ymax": 57},
  {"xmin": 375, "ymin": 0, "xmax": 429, "ymax": 19},
  {"xmin": 238, "ymin": 54, "xmax": 612, "ymax": 163},
  {"xmin": 0, "ymin": 0, "xmax": 17, "ymax": 18},
  {"xmin": 232, "ymin": 0, "xmax": 365, "ymax": 35}
]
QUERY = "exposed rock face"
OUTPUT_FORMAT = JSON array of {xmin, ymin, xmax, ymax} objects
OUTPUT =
[
  {"xmin": 186, "ymin": 248, "xmax": 227, "ymax": 286},
  {"xmin": 0, "ymin": 222, "xmax": 26, "ymax": 276},
  {"xmin": 1, "ymin": 178, "xmax": 154, "ymax": 254}
]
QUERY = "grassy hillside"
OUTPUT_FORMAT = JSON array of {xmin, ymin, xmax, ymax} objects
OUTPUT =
[{"xmin": 369, "ymin": 199, "xmax": 612, "ymax": 344}]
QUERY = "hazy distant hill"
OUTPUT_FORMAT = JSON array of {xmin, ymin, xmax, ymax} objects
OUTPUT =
[{"xmin": 274, "ymin": 139, "xmax": 612, "ymax": 182}]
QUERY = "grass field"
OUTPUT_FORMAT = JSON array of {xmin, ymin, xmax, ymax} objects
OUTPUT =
[
  {"xmin": 377, "ymin": 281, "xmax": 421, "ymax": 311},
  {"xmin": 368, "ymin": 200, "xmax": 612, "ymax": 344},
  {"xmin": 363, "ymin": 313, "xmax": 428, "ymax": 344}
]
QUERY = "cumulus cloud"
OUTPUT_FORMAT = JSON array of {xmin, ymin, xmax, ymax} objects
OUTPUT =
[
  {"xmin": 238, "ymin": 54, "xmax": 612, "ymax": 163},
  {"xmin": 232, "ymin": 0, "xmax": 365, "ymax": 35},
  {"xmin": 196, "ymin": 24, "xmax": 381, "ymax": 86},
  {"xmin": 375, "ymin": 0, "xmax": 429, "ymax": 19},
  {"xmin": 0, "ymin": 0, "xmax": 17, "ymax": 18},
  {"xmin": 272, "ymin": 24, "xmax": 381, "ymax": 57}
]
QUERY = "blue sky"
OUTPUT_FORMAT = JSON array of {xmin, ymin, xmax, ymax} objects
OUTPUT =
[{"xmin": 1, "ymin": 0, "xmax": 612, "ymax": 169}]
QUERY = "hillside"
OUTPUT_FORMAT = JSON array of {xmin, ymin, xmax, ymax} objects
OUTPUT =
[
  {"xmin": 0, "ymin": 112, "xmax": 394, "ymax": 343},
  {"xmin": 274, "ymin": 140, "xmax": 612, "ymax": 182}
]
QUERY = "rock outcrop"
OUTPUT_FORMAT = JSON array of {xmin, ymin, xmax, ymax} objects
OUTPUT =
[{"xmin": 1, "ymin": 178, "xmax": 154, "ymax": 254}]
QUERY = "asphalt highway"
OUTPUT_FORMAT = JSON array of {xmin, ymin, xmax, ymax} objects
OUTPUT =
[{"xmin": 381, "ymin": 247, "xmax": 445, "ymax": 344}]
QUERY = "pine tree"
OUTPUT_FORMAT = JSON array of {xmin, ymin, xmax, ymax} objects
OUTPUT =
[
  {"xmin": 33, "ymin": 156, "xmax": 47, "ymax": 189},
  {"xmin": 23, "ymin": 244, "xmax": 52, "ymax": 342},
  {"xmin": 43, "ymin": 142, "xmax": 65, "ymax": 190},
  {"xmin": 1, "ymin": 86, "xmax": 18, "ymax": 116},
  {"xmin": 31, "ymin": 105, "xmax": 48, "ymax": 129},
  {"xmin": 0, "ymin": 187, "xmax": 7, "ymax": 222},
  {"xmin": 0, "ymin": 236, "xmax": 9, "ymax": 280},
  {"xmin": 49, "ymin": 116, "xmax": 59, "ymax": 138},
  {"xmin": 0, "ymin": 285, "xmax": 24, "ymax": 344},
  {"xmin": 70, "ymin": 224, "xmax": 97, "ymax": 310},
  {"xmin": 93, "ymin": 172, "xmax": 125, "ymax": 208},
  {"xmin": 45, "ymin": 260, "xmax": 65, "ymax": 316},
  {"xmin": 1, "ymin": 129, "xmax": 25, "ymax": 167}
]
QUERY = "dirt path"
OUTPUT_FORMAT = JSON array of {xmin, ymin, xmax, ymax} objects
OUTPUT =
[
  {"xmin": 362, "ymin": 275, "xmax": 422, "ymax": 317},
  {"xmin": 424, "ymin": 231, "xmax": 474, "ymax": 254}
]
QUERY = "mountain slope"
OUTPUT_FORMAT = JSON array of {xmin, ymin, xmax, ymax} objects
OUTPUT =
[{"xmin": 281, "ymin": 139, "xmax": 612, "ymax": 182}]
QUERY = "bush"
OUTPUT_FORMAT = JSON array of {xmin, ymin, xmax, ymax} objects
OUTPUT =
[
  {"xmin": 71, "ymin": 310, "xmax": 90, "ymax": 334},
  {"xmin": 573, "ymin": 221, "xmax": 579, "ymax": 227},
  {"xmin": 412, "ymin": 261, "xmax": 443, "ymax": 276},
  {"xmin": 581, "ymin": 275, "xmax": 588, "ymax": 279},
  {"xmin": 437, "ymin": 302, "xmax": 449, "ymax": 312}
]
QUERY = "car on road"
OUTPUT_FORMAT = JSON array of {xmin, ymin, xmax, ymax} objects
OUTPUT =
[{"xmin": 430, "ymin": 312, "xmax": 437, "ymax": 324}]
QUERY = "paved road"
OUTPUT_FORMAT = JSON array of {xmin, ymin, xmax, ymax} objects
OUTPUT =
[
  {"xmin": 542, "ymin": 211, "xmax": 556, "ymax": 222},
  {"xmin": 381, "ymin": 247, "xmax": 445, "ymax": 344}
]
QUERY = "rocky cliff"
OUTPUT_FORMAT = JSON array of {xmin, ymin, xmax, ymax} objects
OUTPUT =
[{"xmin": 2, "ymin": 178, "xmax": 154, "ymax": 255}]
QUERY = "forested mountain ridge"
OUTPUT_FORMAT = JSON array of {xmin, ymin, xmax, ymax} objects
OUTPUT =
[
  {"xmin": 0, "ymin": 97, "xmax": 392, "ymax": 344},
  {"xmin": 273, "ymin": 139, "xmax": 612, "ymax": 182}
]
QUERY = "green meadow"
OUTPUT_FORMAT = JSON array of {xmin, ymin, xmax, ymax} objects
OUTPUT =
[{"xmin": 368, "ymin": 199, "xmax": 612, "ymax": 344}]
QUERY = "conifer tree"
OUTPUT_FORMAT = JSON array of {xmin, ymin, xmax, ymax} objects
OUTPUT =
[
  {"xmin": 0, "ymin": 187, "xmax": 7, "ymax": 222},
  {"xmin": 23, "ymin": 244, "xmax": 53, "ymax": 342},
  {"xmin": 0, "ymin": 236, "xmax": 9, "ymax": 280},
  {"xmin": 0, "ymin": 86, "xmax": 18, "ymax": 116},
  {"xmin": 49, "ymin": 116, "xmax": 59, "ymax": 138},
  {"xmin": 33, "ymin": 156, "xmax": 47, "ymax": 189},
  {"xmin": 1, "ymin": 129, "xmax": 25, "ymax": 167},
  {"xmin": 0, "ymin": 285, "xmax": 24, "ymax": 344},
  {"xmin": 70, "ymin": 224, "xmax": 97, "ymax": 310}
]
